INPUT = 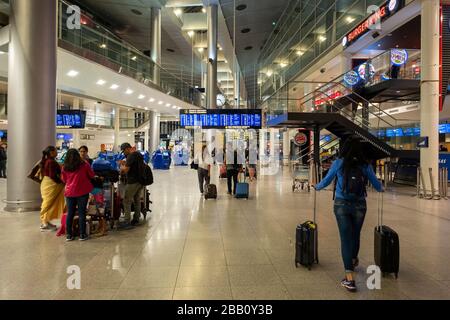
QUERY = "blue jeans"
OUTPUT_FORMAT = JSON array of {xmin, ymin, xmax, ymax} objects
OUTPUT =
[
  {"xmin": 66, "ymin": 194, "xmax": 89, "ymax": 237},
  {"xmin": 334, "ymin": 198, "xmax": 367, "ymax": 272}
]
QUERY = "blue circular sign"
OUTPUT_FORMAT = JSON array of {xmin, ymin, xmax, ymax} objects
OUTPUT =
[
  {"xmin": 344, "ymin": 70, "xmax": 360, "ymax": 86},
  {"xmin": 391, "ymin": 49, "xmax": 408, "ymax": 66}
]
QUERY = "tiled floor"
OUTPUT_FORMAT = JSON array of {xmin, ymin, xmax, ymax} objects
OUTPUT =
[{"xmin": 0, "ymin": 167, "xmax": 449, "ymax": 300}]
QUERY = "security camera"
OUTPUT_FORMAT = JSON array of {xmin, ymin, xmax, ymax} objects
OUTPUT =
[{"xmin": 320, "ymin": 68, "xmax": 326, "ymax": 74}]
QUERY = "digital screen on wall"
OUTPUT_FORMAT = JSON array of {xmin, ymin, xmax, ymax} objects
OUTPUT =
[
  {"xmin": 56, "ymin": 110, "xmax": 87, "ymax": 129},
  {"xmin": 179, "ymin": 109, "xmax": 262, "ymax": 129},
  {"xmin": 439, "ymin": 124, "xmax": 450, "ymax": 134},
  {"xmin": 386, "ymin": 128, "xmax": 404, "ymax": 137}
]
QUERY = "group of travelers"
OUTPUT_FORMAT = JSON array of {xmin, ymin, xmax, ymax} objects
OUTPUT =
[
  {"xmin": 194, "ymin": 144, "xmax": 256, "ymax": 196},
  {"xmin": 33, "ymin": 143, "xmax": 152, "ymax": 241}
]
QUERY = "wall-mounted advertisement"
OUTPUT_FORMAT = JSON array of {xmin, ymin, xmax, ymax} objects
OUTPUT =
[{"xmin": 391, "ymin": 49, "xmax": 408, "ymax": 66}]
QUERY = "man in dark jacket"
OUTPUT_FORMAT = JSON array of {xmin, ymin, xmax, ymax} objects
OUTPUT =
[{"xmin": 0, "ymin": 144, "xmax": 7, "ymax": 178}]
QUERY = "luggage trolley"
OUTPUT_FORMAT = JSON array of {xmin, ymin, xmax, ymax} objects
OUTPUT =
[{"xmin": 291, "ymin": 162, "xmax": 311, "ymax": 192}]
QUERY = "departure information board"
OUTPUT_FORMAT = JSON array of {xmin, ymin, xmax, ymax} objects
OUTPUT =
[
  {"xmin": 180, "ymin": 109, "xmax": 262, "ymax": 129},
  {"xmin": 56, "ymin": 110, "xmax": 87, "ymax": 129}
]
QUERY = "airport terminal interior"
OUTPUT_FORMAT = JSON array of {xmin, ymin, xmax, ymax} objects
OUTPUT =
[{"xmin": 0, "ymin": 0, "xmax": 449, "ymax": 300}]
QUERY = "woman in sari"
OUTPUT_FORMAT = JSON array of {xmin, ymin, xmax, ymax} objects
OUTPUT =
[{"xmin": 40, "ymin": 146, "xmax": 65, "ymax": 232}]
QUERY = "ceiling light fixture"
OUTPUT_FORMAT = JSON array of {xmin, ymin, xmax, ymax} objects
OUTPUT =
[
  {"xmin": 131, "ymin": 56, "xmax": 137, "ymax": 61},
  {"xmin": 187, "ymin": 31, "xmax": 195, "ymax": 38},
  {"xmin": 99, "ymin": 43, "xmax": 107, "ymax": 49},
  {"xmin": 149, "ymin": 98, "xmax": 155, "ymax": 102},
  {"xmin": 67, "ymin": 70, "xmax": 79, "ymax": 77},
  {"xmin": 346, "ymin": 16, "xmax": 355, "ymax": 24},
  {"xmin": 158, "ymin": 101, "xmax": 163, "ymax": 105},
  {"xmin": 125, "ymin": 89, "xmax": 134, "ymax": 95},
  {"xmin": 96, "ymin": 79, "xmax": 106, "ymax": 86},
  {"xmin": 202, "ymin": 8, "xmax": 206, "ymax": 13},
  {"xmin": 198, "ymin": 47, "xmax": 204, "ymax": 53},
  {"xmin": 174, "ymin": 8, "xmax": 182, "ymax": 17},
  {"xmin": 110, "ymin": 84, "xmax": 119, "ymax": 90},
  {"xmin": 138, "ymin": 94, "xmax": 145, "ymax": 99},
  {"xmin": 166, "ymin": 103, "xmax": 171, "ymax": 107},
  {"xmin": 296, "ymin": 50, "xmax": 304, "ymax": 56},
  {"xmin": 318, "ymin": 35, "xmax": 326, "ymax": 42}
]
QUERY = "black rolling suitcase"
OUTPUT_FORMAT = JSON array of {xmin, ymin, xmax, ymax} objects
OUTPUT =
[
  {"xmin": 374, "ymin": 193, "xmax": 400, "ymax": 278},
  {"xmin": 295, "ymin": 189, "xmax": 319, "ymax": 270}
]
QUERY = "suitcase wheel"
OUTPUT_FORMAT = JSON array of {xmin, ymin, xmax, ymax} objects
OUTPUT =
[{"xmin": 395, "ymin": 273, "xmax": 398, "ymax": 279}]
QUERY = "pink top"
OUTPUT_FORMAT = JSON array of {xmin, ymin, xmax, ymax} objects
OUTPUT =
[{"xmin": 62, "ymin": 161, "xmax": 95, "ymax": 198}]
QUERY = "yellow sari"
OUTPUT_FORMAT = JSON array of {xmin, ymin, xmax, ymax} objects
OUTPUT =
[{"xmin": 40, "ymin": 176, "xmax": 65, "ymax": 224}]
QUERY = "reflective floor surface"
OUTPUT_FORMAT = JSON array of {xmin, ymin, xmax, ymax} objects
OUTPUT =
[{"xmin": 0, "ymin": 167, "xmax": 449, "ymax": 300}]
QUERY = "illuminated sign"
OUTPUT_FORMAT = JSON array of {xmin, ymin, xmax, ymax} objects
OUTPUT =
[
  {"xmin": 314, "ymin": 91, "xmax": 343, "ymax": 106},
  {"xmin": 56, "ymin": 110, "xmax": 87, "ymax": 129},
  {"xmin": 342, "ymin": 0, "xmax": 403, "ymax": 48},
  {"xmin": 294, "ymin": 133, "xmax": 308, "ymax": 146},
  {"xmin": 344, "ymin": 70, "xmax": 360, "ymax": 86},
  {"xmin": 358, "ymin": 63, "xmax": 376, "ymax": 81},
  {"xmin": 391, "ymin": 49, "xmax": 408, "ymax": 66},
  {"xmin": 179, "ymin": 109, "xmax": 262, "ymax": 129}
]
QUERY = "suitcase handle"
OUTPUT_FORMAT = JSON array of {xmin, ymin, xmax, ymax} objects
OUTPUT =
[{"xmin": 377, "ymin": 192, "xmax": 384, "ymax": 228}]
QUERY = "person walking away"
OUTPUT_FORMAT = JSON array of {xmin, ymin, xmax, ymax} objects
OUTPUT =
[
  {"xmin": 79, "ymin": 145, "xmax": 93, "ymax": 165},
  {"xmin": 62, "ymin": 149, "xmax": 95, "ymax": 241},
  {"xmin": 39, "ymin": 146, "xmax": 65, "ymax": 232},
  {"xmin": 0, "ymin": 144, "xmax": 7, "ymax": 178},
  {"xmin": 194, "ymin": 145, "xmax": 212, "ymax": 194},
  {"xmin": 313, "ymin": 138, "xmax": 383, "ymax": 292},
  {"xmin": 120, "ymin": 143, "xmax": 145, "ymax": 227},
  {"xmin": 226, "ymin": 148, "xmax": 242, "ymax": 195}
]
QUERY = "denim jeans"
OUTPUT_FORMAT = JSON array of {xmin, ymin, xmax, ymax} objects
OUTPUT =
[
  {"xmin": 66, "ymin": 194, "xmax": 90, "ymax": 237},
  {"xmin": 334, "ymin": 198, "xmax": 367, "ymax": 272}
]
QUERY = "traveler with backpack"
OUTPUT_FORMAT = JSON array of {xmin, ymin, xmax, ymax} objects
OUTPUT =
[
  {"xmin": 313, "ymin": 138, "xmax": 383, "ymax": 292},
  {"xmin": 226, "ymin": 145, "xmax": 243, "ymax": 195},
  {"xmin": 119, "ymin": 143, "xmax": 153, "ymax": 227}
]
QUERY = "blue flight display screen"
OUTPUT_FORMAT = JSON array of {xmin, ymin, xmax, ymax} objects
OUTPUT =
[
  {"xmin": 439, "ymin": 124, "xmax": 450, "ymax": 134},
  {"xmin": 180, "ymin": 109, "xmax": 262, "ymax": 129},
  {"xmin": 56, "ymin": 110, "xmax": 87, "ymax": 129}
]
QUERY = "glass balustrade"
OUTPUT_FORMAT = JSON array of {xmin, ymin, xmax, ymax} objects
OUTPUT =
[{"xmin": 58, "ymin": 0, "xmax": 205, "ymax": 108}]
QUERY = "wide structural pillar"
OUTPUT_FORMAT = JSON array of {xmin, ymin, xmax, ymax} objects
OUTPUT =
[
  {"xmin": 207, "ymin": 4, "xmax": 218, "ymax": 109},
  {"xmin": 151, "ymin": 7, "xmax": 161, "ymax": 86},
  {"xmin": 420, "ymin": 0, "xmax": 440, "ymax": 188},
  {"xmin": 148, "ymin": 111, "xmax": 160, "ymax": 153},
  {"xmin": 6, "ymin": 0, "xmax": 57, "ymax": 212}
]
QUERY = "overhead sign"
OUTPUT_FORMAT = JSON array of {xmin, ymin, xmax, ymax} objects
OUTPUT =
[
  {"xmin": 179, "ymin": 109, "xmax": 262, "ymax": 129},
  {"xmin": 342, "ymin": 0, "xmax": 404, "ymax": 48},
  {"xmin": 391, "ymin": 49, "xmax": 408, "ymax": 66},
  {"xmin": 56, "ymin": 110, "xmax": 87, "ymax": 129},
  {"xmin": 314, "ymin": 91, "xmax": 343, "ymax": 106}
]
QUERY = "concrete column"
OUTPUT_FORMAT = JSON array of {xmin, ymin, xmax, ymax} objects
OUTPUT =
[
  {"xmin": 114, "ymin": 106, "xmax": 120, "ymax": 152},
  {"xmin": 6, "ymin": 0, "xmax": 57, "ymax": 212},
  {"xmin": 150, "ymin": 7, "xmax": 161, "ymax": 86},
  {"xmin": 148, "ymin": 111, "xmax": 160, "ymax": 153},
  {"xmin": 420, "ymin": 0, "xmax": 440, "ymax": 188},
  {"xmin": 207, "ymin": 4, "xmax": 218, "ymax": 109}
]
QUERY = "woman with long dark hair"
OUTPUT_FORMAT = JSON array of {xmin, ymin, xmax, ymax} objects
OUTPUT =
[
  {"xmin": 39, "ymin": 146, "xmax": 65, "ymax": 232},
  {"xmin": 62, "ymin": 149, "xmax": 95, "ymax": 241},
  {"xmin": 314, "ymin": 137, "xmax": 383, "ymax": 292}
]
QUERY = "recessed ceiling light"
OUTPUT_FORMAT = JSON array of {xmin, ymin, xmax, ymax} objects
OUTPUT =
[
  {"xmin": 125, "ymin": 89, "xmax": 134, "ymax": 95},
  {"xmin": 202, "ymin": 8, "xmax": 207, "ymax": 13},
  {"xmin": 99, "ymin": 44, "xmax": 107, "ymax": 49},
  {"xmin": 166, "ymin": 103, "xmax": 171, "ymax": 107},
  {"xmin": 67, "ymin": 70, "xmax": 79, "ymax": 77},
  {"xmin": 318, "ymin": 35, "xmax": 326, "ymax": 42},
  {"xmin": 198, "ymin": 48, "xmax": 204, "ymax": 53},
  {"xmin": 174, "ymin": 8, "xmax": 183, "ymax": 17},
  {"xmin": 296, "ymin": 50, "xmax": 304, "ymax": 56},
  {"xmin": 0, "ymin": 51, "xmax": 5, "ymax": 55},
  {"xmin": 158, "ymin": 101, "xmax": 163, "ymax": 105},
  {"xmin": 187, "ymin": 31, "xmax": 195, "ymax": 38},
  {"xmin": 131, "ymin": 56, "xmax": 137, "ymax": 61},
  {"xmin": 346, "ymin": 16, "xmax": 355, "ymax": 24},
  {"xmin": 138, "ymin": 94, "xmax": 145, "ymax": 99},
  {"xmin": 96, "ymin": 79, "xmax": 106, "ymax": 86},
  {"xmin": 149, "ymin": 98, "xmax": 155, "ymax": 102},
  {"xmin": 110, "ymin": 84, "xmax": 119, "ymax": 90},
  {"xmin": 172, "ymin": 106, "xmax": 177, "ymax": 109},
  {"xmin": 144, "ymin": 107, "xmax": 149, "ymax": 110}
]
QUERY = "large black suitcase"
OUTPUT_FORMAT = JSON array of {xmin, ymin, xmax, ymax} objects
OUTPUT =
[
  {"xmin": 204, "ymin": 184, "xmax": 218, "ymax": 200},
  {"xmin": 374, "ymin": 193, "xmax": 399, "ymax": 278},
  {"xmin": 295, "ymin": 190, "xmax": 319, "ymax": 270}
]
